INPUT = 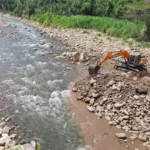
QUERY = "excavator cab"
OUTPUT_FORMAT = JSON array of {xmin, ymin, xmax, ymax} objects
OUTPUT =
[{"xmin": 128, "ymin": 53, "xmax": 141, "ymax": 66}]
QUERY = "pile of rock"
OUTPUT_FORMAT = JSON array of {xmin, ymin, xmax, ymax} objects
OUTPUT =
[
  {"xmin": 57, "ymin": 51, "xmax": 90, "ymax": 65},
  {"xmin": 73, "ymin": 71, "xmax": 150, "ymax": 149},
  {"xmin": 0, "ymin": 117, "xmax": 36, "ymax": 150}
]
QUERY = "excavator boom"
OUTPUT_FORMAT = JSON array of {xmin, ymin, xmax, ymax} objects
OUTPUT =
[{"xmin": 99, "ymin": 50, "xmax": 130, "ymax": 65}]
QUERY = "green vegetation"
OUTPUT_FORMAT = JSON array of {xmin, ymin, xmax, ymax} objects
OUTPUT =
[
  {"xmin": 0, "ymin": 0, "xmax": 150, "ymax": 41},
  {"xmin": 29, "ymin": 13, "xmax": 145, "ymax": 40}
]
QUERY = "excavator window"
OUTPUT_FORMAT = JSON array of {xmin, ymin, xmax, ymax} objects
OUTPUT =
[{"xmin": 129, "ymin": 54, "xmax": 141, "ymax": 66}]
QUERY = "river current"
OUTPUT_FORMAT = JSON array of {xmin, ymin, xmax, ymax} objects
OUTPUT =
[{"xmin": 0, "ymin": 16, "xmax": 84, "ymax": 150}]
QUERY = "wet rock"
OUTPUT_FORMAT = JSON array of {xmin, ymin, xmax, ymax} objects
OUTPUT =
[
  {"xmin": 8, "ymin": 145, "xmax": 21, "ymax": 150},
  {"xmin": 2, "ymin": 127, "xmax": 10, "ymax": 134},
  {"xmin": 6, "ymin": 139, "xmax": 16, "ymax": 148},
  {"xmin": 77, "ymin": 95, "xmax": 84, "ymax": 100},
  {"xmin": 93, "ymin": 103, "xmax": 99, "ymax": 107},
  {"xmin": 0, "ymin": 122, "xmax": 6, "ymax": 126},
  {"xmin": 96, "ymin": 112, "xmax": 103, "ymax": 118},
  {"xmin": 138, "ymin": 134, "xmax": 147, "ymax": 142},
  {"xmin": 85, "ymin": 97, "xmax": 90, "ymax": 103},
  {"xmin": 5, "ymin": 117, "xmax": 12, "ymax": 122},
  {"xmin": 143, "ymin": 142, "xmax": 150, "ymax": 147},
  {"xmin": 39, "ymin": 42, "xmax": 46, "ymax": 45},
  {"xmin": 130, "ymin": 134, "xmax": 137, "ymax": 141},
  {"xmin": 33, "ymin": 48, "xmax": 38, "ymax": 51},
  {"xmin": 86, "ymin": 105, "xmax": 95, "ymax": 112},
  {"xmin": 115, "ymin": 133, "xmax": 126, "ymax": 139},
  {"xmin": 105, "ymin": 116, "xmax": 111, "ymax": 121},
  {"xmin": 90, "ymin": 98, "xmax": 95, "ymax": 105},
  {"xmin": 10, "ymin": 134, "xmax": 17, "ymax": 138},
  {"xmin": 0, "ymin": 128, "xmax": 2, "ymax": 135},
  {"xmin": 0, "ymin": 135, "xmax": 9, "ymax": 146},
  {"xmin": 79, "ymin": 53, "xmax": 85, "ymax": 62},
  {"xmin": 72, "ymin": 87, "xmax": 77, "ymax": 92},
  {"xmin": 96, "ymin": 105, "xmax": 102, "ymax": 112},
  {"xmin": 136, "ymin": 85, "xmax": 148, "ymax": 95},
  {"xmin": 21, "ymin": 144, "xmax": 35, "ymax": 150},
  {"xmin": 31, "ymin": 141, "xmax": 36, "ymax": 149}
]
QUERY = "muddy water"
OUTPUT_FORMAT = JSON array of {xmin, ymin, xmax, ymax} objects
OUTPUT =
[{"xmin": 0, "ymin": 16, "xmax": 84, "ymax": 150}]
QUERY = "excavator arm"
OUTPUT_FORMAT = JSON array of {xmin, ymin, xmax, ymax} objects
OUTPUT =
[{"xmin": 99, "ymin": 50, "xmax": 130, "ymax": 65}]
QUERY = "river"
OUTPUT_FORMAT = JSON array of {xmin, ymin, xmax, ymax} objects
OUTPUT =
[{"xmin": 0, "ymin": 16, "xmax": 84, "ymax": 150}]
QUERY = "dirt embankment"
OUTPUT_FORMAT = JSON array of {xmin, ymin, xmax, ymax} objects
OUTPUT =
[{"xmin": 70, "ymin": 69, "xmax": 150, "ymax": 150}]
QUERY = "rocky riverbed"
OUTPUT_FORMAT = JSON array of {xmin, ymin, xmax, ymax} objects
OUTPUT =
[
  {"xmin": 72, "ymin": 70, "xmax": 150, "ymax": 150},
  {"xmin": 0, "ymin": 116, "xmax": 37, "ymax": 150}
]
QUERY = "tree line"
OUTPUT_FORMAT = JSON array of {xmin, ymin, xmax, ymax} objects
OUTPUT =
[{"xmin": 0, "ymin": 0, "xmax": 141, "ymax": 18}]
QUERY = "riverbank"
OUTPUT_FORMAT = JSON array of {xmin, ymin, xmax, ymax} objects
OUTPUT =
[
  {"xmin": 2, "ymin": 13, "xmax": 150, "ymax": 68},
  {"xmin": 1, "ymin": 13, "xmax": 150, "ymax": 150},
  {"xmin": 70, "ymin": 67, "xmax": 150, "ymax": 150}
]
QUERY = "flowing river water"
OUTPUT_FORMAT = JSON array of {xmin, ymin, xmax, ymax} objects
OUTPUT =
[{"xmin": 0, "ymin": 16, "xmax": 84, "ymax": 150}]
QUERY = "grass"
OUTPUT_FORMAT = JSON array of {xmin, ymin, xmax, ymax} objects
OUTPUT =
[
  {"xmin": 82, "ymin": 30, "xmax": 90, "ymax": 34},
  {"xmin": 29, "ymin": 13, "xmax": 145, "ymax": 40}
]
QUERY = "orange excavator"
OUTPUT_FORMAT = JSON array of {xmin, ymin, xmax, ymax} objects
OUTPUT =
[{"xmin": 88, "ymin": 49, "xmax": 148, "ymax": 75}]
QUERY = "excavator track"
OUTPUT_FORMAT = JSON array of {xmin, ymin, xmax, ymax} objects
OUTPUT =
[
  {"xmin": 114, "ymin": 63, "xmax": 147, "ymax": 72},
  {"xmin": 114, "ymin": 64, "xmax": 139, "ymax": 72}
]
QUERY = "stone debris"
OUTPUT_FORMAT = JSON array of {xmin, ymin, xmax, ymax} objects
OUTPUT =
[
  {"xmin": 0, "ymin": 120, "xmax": 37, "ymax": 150},
  {"xmin": 115, "ymin": 133, "xmax": 127, "ymax": 139},
  {"xmin": 86, "ymin": 105, "xmax": 95, "ymax": 112},
  {"xmin": 73, "ymin": 71, "xmax": 150, "ymax": 148}
]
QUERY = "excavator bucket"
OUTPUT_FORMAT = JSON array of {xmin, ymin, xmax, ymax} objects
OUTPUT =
[{"xmin": 88, "ymin": 64, "xmax": 100, "ymax": 75}]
